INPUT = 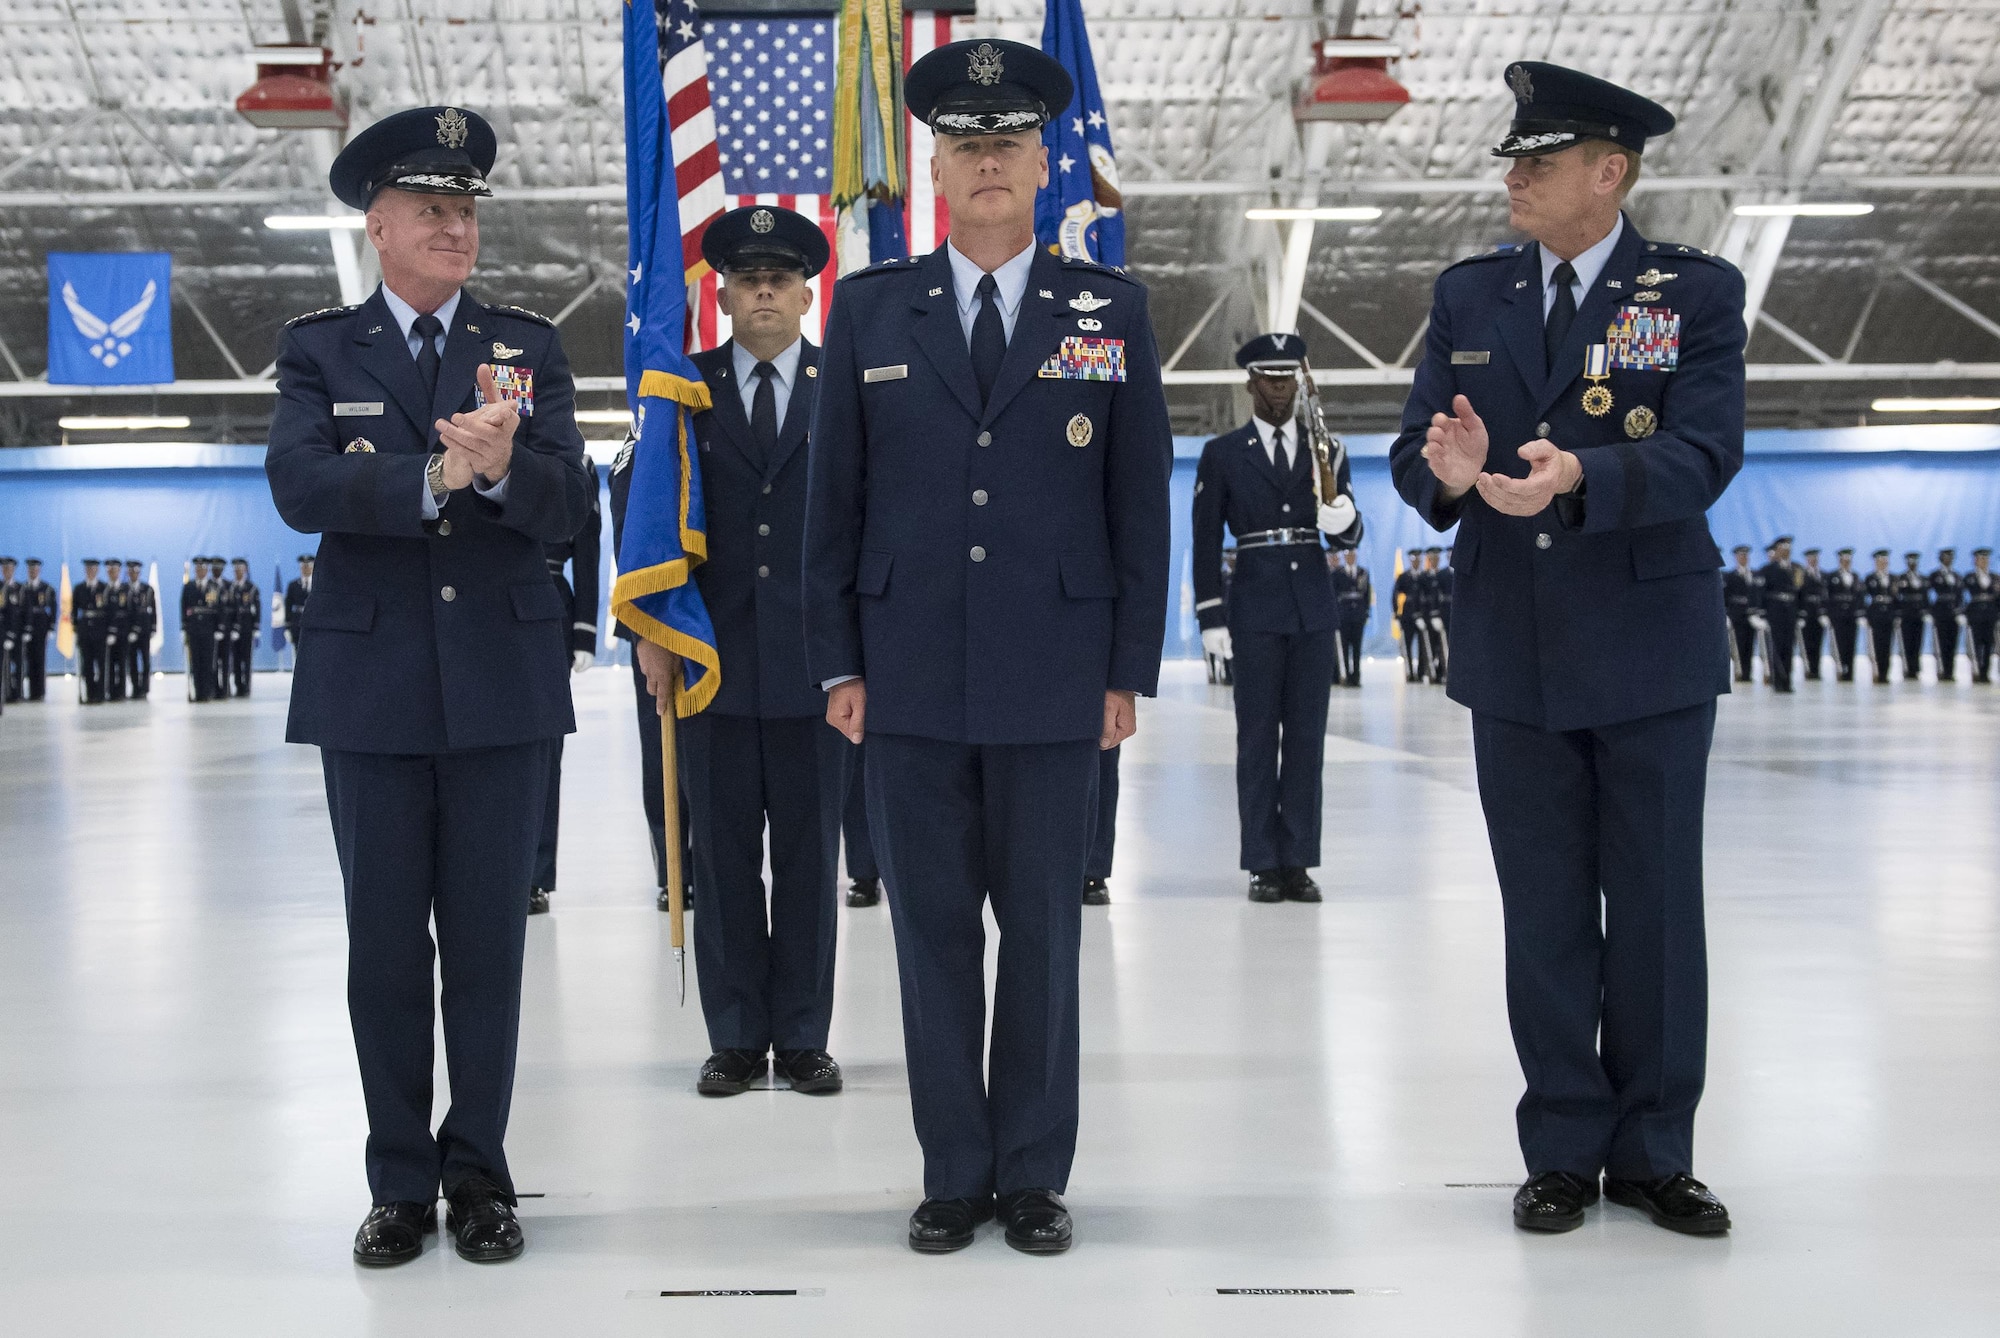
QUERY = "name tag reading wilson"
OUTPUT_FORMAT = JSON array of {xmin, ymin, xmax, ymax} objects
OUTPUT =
[{"xmin": 334, "ymin": 402, "xmax": 384, "ymax": 416}]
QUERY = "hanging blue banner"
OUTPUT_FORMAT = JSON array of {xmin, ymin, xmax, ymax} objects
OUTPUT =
[
  {"xmin": 47, "ymin": 252, "xmax": 175, "ymax": 386},
  {"xmin": 1035, "ymin": 0, "xmax": 1124, "ymax": 267}
]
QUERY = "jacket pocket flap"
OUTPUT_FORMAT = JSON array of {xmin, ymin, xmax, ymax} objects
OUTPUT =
[
  {"xmin": 1631, "ymin": 526, "xmax": 1723, "ymax": 581},
  {"xmin": 510, "ymin": 581, "xmax": 564, "ymax": 621},
  {"xmin": 856, "ymin": 549, "xmax": 893, "ymax": 597},
  {"xmin": 300, "ymin": 591, "xmax": 375, "ymax": 632},
  {"xmin": 1059, "ymin": 552, "xmax": 1118, "ymax": 599}
]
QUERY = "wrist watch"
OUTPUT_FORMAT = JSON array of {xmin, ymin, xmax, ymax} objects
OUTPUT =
[{"xmin": 426, "ymin": 452, "xmax": 449, "ymax": 500}]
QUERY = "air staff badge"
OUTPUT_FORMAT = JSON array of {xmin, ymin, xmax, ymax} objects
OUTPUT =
[{"xmin": 1581, "ymin": 343, "xmax": 1614, "ymax": 417}]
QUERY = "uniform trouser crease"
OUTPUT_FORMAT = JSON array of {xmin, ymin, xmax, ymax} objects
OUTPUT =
[{"xmin": 1230, "ymin": 627, "xmax": 1335, "ymax": 871}]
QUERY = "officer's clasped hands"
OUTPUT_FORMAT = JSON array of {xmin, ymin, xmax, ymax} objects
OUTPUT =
[
  {"xmin": 433, "ymin": 363, "xmax": 520, "ymax": 488},
  {"xmin": 1477, "ymin": 439, "xmax": 1583, "ymax": 517}
]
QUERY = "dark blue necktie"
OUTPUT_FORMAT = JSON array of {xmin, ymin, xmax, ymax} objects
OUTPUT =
[
  {"xmin": 749, "ymin": 361, "xmax": 778, "ymax": 468},
  {"xmin": 971, "ymin": 273, "xmax": 1005, "ymax": 406},
  {"xmin": 412, "ymin": 313, "xmax": 444, "ymax": 398},
  {"xmin": 1544, "ymin": 260, "xmax": 1577, "ymax": 368}
]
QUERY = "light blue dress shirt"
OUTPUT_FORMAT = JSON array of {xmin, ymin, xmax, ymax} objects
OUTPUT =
[
  {"xmin": 1539, "ymin": 213, "xmax": 1624, "ymax": 319},
  {"xmin": 946, "ymin": 240, "xmax": 1036, "ymax": 345},
  {"xmin": 379, "ymin": 284, "xmax": 508, "ymax": 515},
  {"xmin": 729, "ymin": 335, "xmax": 804, "ymax": 426}
]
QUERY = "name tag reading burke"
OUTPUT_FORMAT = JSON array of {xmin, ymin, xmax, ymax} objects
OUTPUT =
[{"xmin": 334, "ymin": 402, "xmax": 385, "ymax": 416}]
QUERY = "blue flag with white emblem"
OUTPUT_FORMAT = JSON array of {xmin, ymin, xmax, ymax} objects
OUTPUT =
[
  {"xmin": 1035, "ymin": 0, "xmax": 1123, "ymax": 268},
  {"xmin": 610, "ymin": 0, "xmax": 722, "ymax": 716},
  {"xmin": 47, "ymin": 252, "xmax": 174, "ymax": 386}
]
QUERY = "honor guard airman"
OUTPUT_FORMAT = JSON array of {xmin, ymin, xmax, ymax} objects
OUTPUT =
[
  {"xmin": 1722, "ymin": 544, "xmax": 1759, "ymax": 682},
  {"xmin": 0, "ymin": 557, "xmax": 21, "ymax": 703},
  {"xmin": 1863, "ymin": 548, "xmax": 1897, "ymax": 683},
  {"xmin": 631, "ymin": 203, "xmax": 848, "ymax": 1097},
  {"xmin": 1193, "ymin": 333, "xmax": 1360, "ymax": 903},
  {"xmin": 284, "ymin": 554, "xmax": 315, "ymax": 659},
  {"xmin": 227, "ymin": 557, "xmax": 260, "ymax": 695},
  {"xmin": 1928, "ymin": 548, "xmax": 1964, "ymax": 681},
  {"xmin": 181, "ymin": 558, "xmax": 220, "ymax": 702},
  {"xmin": 1392, "ymin": 62, "xmax": 1741, "ymax": 1235},
  {"xmin": 104, "ymin": 561, "xmax": 131, "ymax": 700},
  {"xmin": 1394, "ymin": 548, "xmax": 1430, "ymax": 681},
  {"xmin": 803, "ymin": 39, "xmax": 1172, "ymax": 1255},
  {"xmin": 528, "ymin": 497, "xmax": 601, "ymax": 916},
  {"xmin": 265, "ymin": 105, "xmax": 595, "ymax": 1267},
  {"xmin": 1966, "ymin": 547, "xmax": 1996, "ymax": 683},
  {"xmin": 21, "ymin": 558, "xmax": 54, "ymax": 701},
  {"xmin": 124, "ymin": 560, "xmax": 155, "ymax": 696},
  {"xmin": 1825, "ymin": 547, "xmax": 1863, "ymax": 682},
  {"xmin": 73, "ymin": 559, "xmax": 109, "ymax": 704},
  {"xmin": 1757, "ymin": 536, "xmax": 1800, "ymax": 692},
  {"xmin": 1421, "ymin": 545, "xmax": 1450, "ymax": 681},
  {"xmin": 1797, "ymin": 548, "xmax": 1827, "ymax": 680},
  {"xmin": 1331, "ymin": 548, "xmax": 1372, "ymax": 686},
  {"xmin": 1895, "ymin": 551, "xmax": 1929, "ymax": 679}
]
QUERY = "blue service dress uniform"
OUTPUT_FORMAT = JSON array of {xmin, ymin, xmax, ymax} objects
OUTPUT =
[
  {"xmin": 1757, "ymin": 557, "xmax": 1800, "ymax": 690},
  {"xmin": 677, "ymin": 338, "xmax": 846, "ymax": 1055},
  {"xmin": 803, "ymin": 246, "xmax": 1172, "ymax": 1200},
  {"xmin": 127, "ymin": 574, "xmax": 156, "ymax": 694},
  {"xmin": 73, "ymin": 574, "xmax": 108, "ymax": 703},
  {"xmin": 1331, "ymin": 560, "xmax": 1371, "ymax": 685},
  {"xmin": 1895, "ymin": 564, "xmax": 1930, "ymax": 678},
  {"xmin": 1191, "ymin": 419, "xmax": 1345, "ymax": 873},
  {"xmin": 1966, "ymin": 564, "xmax": 1997, "ymax": 683},
  {"xmin": 531, "ymin": 499, "xmax": 601, "ymax": 894},
  {"xmin": 266, "ymin": 285, "xmax": 594, "ymax": 1206},
  {"xmin": 22, "ymin": 574, "xmax": 55, "ymax": 700},
  {"xmin": 1390, "ymin": 216, "xmax": 1746, "ymax": 1180},
  {"xmin": 1864, "ymin": 567, "xmax": 1898, "ymax": 682},
  {"xmin": 1929, "ymin": 562, "xmax": 1965, "ymax": 680}
]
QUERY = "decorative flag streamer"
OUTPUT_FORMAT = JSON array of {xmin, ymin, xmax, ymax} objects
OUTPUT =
[
  {"xmin": 1035, "ymin": 0, "xmax": 1124, "ymax": 268},
  {"xmin": 270, "ymin": 562, "xmax": 287, "ymax": 652},
  {"xmin": 831, "ymin": 0, "xmax": 907, "ymax": 271},
  {"xmin": 56, "ymin": 561, "xmax": 73, "ymax": 661}
]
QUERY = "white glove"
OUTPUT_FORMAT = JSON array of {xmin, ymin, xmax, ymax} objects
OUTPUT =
[
  {"xmin": 1201, "ymin": 627, "xmax": 1233, "ymax": 660},
  {"xmin": 1750, "ymin": 615, "xmax": 1768, "ymax": 631},
  {"xmin": 571, "ymin": 649, "xmax": 593, "ymax": 675},
  {"xmin": 1317, "ymin": 496, "xmax": 1357, "ymax": 536}
]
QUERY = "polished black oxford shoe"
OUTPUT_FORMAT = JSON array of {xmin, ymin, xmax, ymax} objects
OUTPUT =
[
  {"xmin": 527, "ymin": 888, "xmax": 551, "ymax": 915},
  {"xmin": 847, "ymin": 877, "xmax": 881, "ymax": 907},
  {"xmin": 773, "ymin": 1048, "xmax": 843, "ymax": 1094},
  {"xmin": 444, "ymin": 1176, "xmax": 523, "ymax": 1262},
  {"xmin": 697, "ymin": 1048, "xmax": 769, "ymax": 1095},
  {"xmin": 353, "ymin": 1200, "xmax": 436, "ymax": 1266},
  {"xmin": 1248, "ymin": 870, "xmax": 1286, "ymax": 903},
  {"xmin": 998, "ymin": 1188, "xmax": 1072, "ymax": 1255},
  {"xmin": 1513, "ymin": 1170, "xmax": 1600, "ymax": 1232},
  {"xmin": 1081, "ymin": 877, "xmax": 1110, "ymax": 906},
  {"xmin": 1281, "ymin": 868, "xmax": 1322, "ymax": 903},
  {"xmin": 908, "ymin": 1196, "xmax": 994, "ymax": 1254},
  {"xmin": 1604, "ymin": 1173, "xmax": 1731, "ymax": 1235}
]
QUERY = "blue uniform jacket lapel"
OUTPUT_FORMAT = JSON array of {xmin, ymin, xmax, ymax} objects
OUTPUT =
[
  {"xmin": 766, "ymin": 340, "xmax": 818, "ymax": 480},
  {"xmin": 979, "ymin": 249, "xmax": 1069, "ymax": 427},
  {"xmin": 430, "ymin": 296, "xmax": 489, "ymax": 438},
  {"xmin": 909, "ymin": 249, "xmax": 983, "ymax": 422},
  {"xmin": 1535, "ymin": 219, "xmax": 1643, "ymax": 421},
  {"xmin": 1496, "ymin": 246, "xmax": 1547, "ymax": 400},
  {"xmin": 351, "ymin": 290, "xmax": 433, "ymax": 444},
  {"xmin": 1239, "ymin": 422, "xmax": 1285, "ymax": 495},
  {"xmin": 696, "ymin": 343, "xmax": 759, "ymax": 473}
]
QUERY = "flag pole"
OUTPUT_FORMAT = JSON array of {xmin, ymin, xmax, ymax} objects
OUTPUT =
[{"xmin": 660, "ymin": 673, "xmax": 687, "ymax": 1005}]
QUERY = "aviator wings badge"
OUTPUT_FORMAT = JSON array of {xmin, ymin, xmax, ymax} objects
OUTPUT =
[
  {"xmin": 1068, "ymin": 291, "xmax": 1112, "ymax": 313},
  {"xmin": 492, "ymin": 341, "xmax": 524, "ymax": 359}
]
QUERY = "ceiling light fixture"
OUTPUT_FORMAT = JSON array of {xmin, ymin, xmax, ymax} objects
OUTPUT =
[
  {"xmin": 265, "ymin": 215, "xmax": 366, "ymax": 231},
  {"xmin": 1870, "ymin": 397, "xmax": 2000, "ymax": 413},
  {"xmin": 1732, "ymin": 202, "xmax": 1874, "ymax": 218},
  {"xmin": 58, "ymin": 415, "xmax": 192, "ymax": 431},
  {"xmin": 1245, "ymin": 206, "xmax": 1383, "ymax": 222},
  {"xmin": 574, "ymin": 409, "xmax": 635, "ymax": 424}
]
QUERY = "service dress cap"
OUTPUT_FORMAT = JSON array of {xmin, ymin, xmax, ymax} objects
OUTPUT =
[
  {"xmin": 299, "ymin": 554, "xmax": 316, "ymax": 563},
  {"xmin": 330, "ymin": 106, "xmax": 498, "ymax": 211},
  {"xmin": 906, "ymin": 39, "xmax": 1074, "ymax": 137},
  {"xmin": 1905, "ymin": 551, "xmax": 1922, "ymax": 560},
  {"xmin": 1938, "ymin": 547, "xmax": 1955, "ymax": 555},
  {"xmin": 1492, "ymin": 62, "xmax": 1676, "ymax": 158},
  {"xmin": 1731, "ymin": 544, "xmax": 1751, "ymax": 554},
  {"xmin": 1974, "ymin": 546, "xmax": 1992, "ymax": 557},
  {"xmin": 0, "ymin": 556, "xmax": 13, "ymax": 564},
  {"xmin": 1235, "ymin": 332, "xmax": 1309, "ymax": 371},
  {"xmin": 1871, "ymin": 548, "xmax": 1890, "ymax": 557},
  {"xmin": 701, "ymin": 204, "xmax": 830, "ymax": 278},
  {"xmin": 1771, "ymin": 535, "xmax": 1794, "ymax": 546}
]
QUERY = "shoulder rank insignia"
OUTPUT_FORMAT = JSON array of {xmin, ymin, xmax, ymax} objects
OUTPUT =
[
  {"xmin": 285, "ymin": 304, "xmax": 356, "ymax": 329},
  {"xmin": 492, "ymin": 341, "xmax": 524, "ymax": 359},
  {"xmin": 1038, "ymin": 336, "xmax": 1125, "ymax": 382},
  {"xmin": 1068, "ymin": 291, "xmax": 1112, "ymax": 313},
  {"xmin": 612, "ymin": 439, "xmax": 635, "ymax": 474},
  {"xmin": 490, "ymin": 304, "xmax": 555, "ymax": 327},
  {"xmin": 1634, "ymin": 268, "xmax": 1678, "ymax": 287}
]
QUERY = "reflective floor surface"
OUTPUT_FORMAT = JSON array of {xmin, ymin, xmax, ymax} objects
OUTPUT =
[{"xmin": 2, "ymin": 662, "xmax": 1996, "ymax": 1336}]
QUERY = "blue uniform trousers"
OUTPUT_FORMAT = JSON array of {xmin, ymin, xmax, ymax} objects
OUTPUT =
[
  {"xmin": 842, "ymin": 740, "xmax": 878, "ymax": 883},
  {"xmin": 321, "ymin": 741, "xmax": 553, "ymax": 1205},
  {"xmin": 679, "ymin": 712, "xmax": 845, "ymax": 1052},
  {"xmin": 1231, "ymin": 628, "xmax": 1335, "ymax": 872},
  {"xmin": 630, "ymin": 657, "xmax": 669, "ymax": 890},
  {"xmin": 1086, "ymin": 744, "xmax": 1120, "ymax": 881},
  {"xmin": 1471, "ymin": 700, "xmax": 1714, "ymax": 1181},
  {"xmin": 532, "ymin": 736, "xmax": 563, "ymax": 891},
  {"xmin": 866, "ymin": 733, "xmax": 1096, "ymax": 1200}
]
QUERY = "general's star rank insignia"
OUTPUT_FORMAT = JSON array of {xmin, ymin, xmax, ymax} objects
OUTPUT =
[
  {"xmin": 1066, "ymin": 414, "xmax": 1094, "ymax": 447},
  {"xmin": 1068, "ymin": 291, "xmax": 1111, "ymax": 313},
  {"xmin": 492, "ymin": 341, "xmax": 524, "ymax": 359},
  {"xmin": 1625, "ymin": 405, "xmax": 1659, "ymax": 439}
]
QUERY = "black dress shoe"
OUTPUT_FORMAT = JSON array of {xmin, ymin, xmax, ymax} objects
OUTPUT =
[
  {"xmin": 1248, "ymin": 870, "xmax": 1286, "ymax": 903},
  {"xmin": 697, "ymin": 1048, "xmax": 768, "ymax": 1095},
  {"xmin": 1603, "ymin": 1173, "xmax": 1731, "ymax": 1235},
  {"xmin": 527, "ymin": 888, "xmax": 551, "ymax": 915},
  {"xmin": 908, "ymin": 1196, "xmax": 993, "ymax": 1253},
  {"xmin": 1281, "ymin": 868, "xmax": 1322, "ymax": 903},
  {"xmin": 353, "ymin": 1200, "xmax": 436, "ymax": 1266},
  {"xmin": 1081, "ymin": 877, "xmax": 1110, "ymax": 906},
  {"xmin": 997, "ymin": 1188, "xmax": 1072, "ymax": 1255},
  {"xmin": 773, "ymin": 1048, "xmax": 843, "ymax": 1094},
  {"xmin": 1513, "ymin": 1171, "xmax": 1599, "ymax": 1232},
  {"xmin": 847, "ymin": 877, "xmax": 881, "ymax": 908},
  {"xmin": 444, "ymin": 1176, "xmax": 523, "ymax": 1262}
]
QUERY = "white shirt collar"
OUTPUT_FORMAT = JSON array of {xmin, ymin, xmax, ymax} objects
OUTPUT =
[
  {"xmin": 1540, "ymin": 213, "xmax": 1624, "ymax": 304},
  {"xmin": 380, "ymin": 284, "xmax": 463, "ymax": 343},
  {"xmin": 1249, "ymin": 414, "xmax": 1295, "ymax": 463},
  {"xmin": 946, "ymin": 239, "xmax": 1036, "ymax": 325},
  {"xmin": 730, "ymin": 336, "xmax": 803, "ymax": 393}
]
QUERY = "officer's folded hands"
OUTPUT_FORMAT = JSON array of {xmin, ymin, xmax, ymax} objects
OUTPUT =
[
  {"xmin": 433, "ymin": 362, "xmax": 520, "ymax": 489},
  {"xmin": 1423, "ymin": 391, "xmax": 1583, "ymax": 517}
]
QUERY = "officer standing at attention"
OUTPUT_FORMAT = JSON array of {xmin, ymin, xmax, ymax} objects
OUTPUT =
[
  {"xmin": 1331, "ymin": 548, "xmax": 1371, "ymax": 686},
  {"xmin": 0, "ymin": 556, "xmax": 19, "ymax": 703},
  {"xmin": 1863, "ymin": 548, "xmax": 1898, "ymax": 684},
  {"xmin": 284, "ymin": 554, "xmax": 315, "ymax": 659},
  {"xmin": 1394, "ymin": 547, "xmax": 1430, "ymax": 681},
  {"xmin": 228, "ymin": 556, "xmax": 261, "ymax": 695},
  {"xmin": 73, "ymin": 559, "xmax": 109, "ymax": 704},
  {"xmin": 1797, "ymin": 547, "xmax": 1827, "ymax": 680},
  {"xmin": 205, "ymin": 557, "xmax": 232, "ymax": 696},
  {"xmin": 1721, "ymin": 544, "xmax": 1758, "ymax": 682},
  {"xmin": 1929, "ymin": 548, "xmax": 1964, "ymax": 682},
  {"xmin": 529, "ymin": 497, "xmax": 600, "ymax": 916},
  {"xmin": 1966, "ymin": 547, "xmax": 1996, "ymax": 684},
  {"xmin": 1193, "ymin": 333, "xmax": 1359, "ymax": 903},
  {"xmin": 125, "ymin": 559, "xmax": 155, "ymax": 697},
  {"xmin": 104, "ymin": 561, "xmax": 131, "ymax": 701},
  {"xmin": 1757, "ymin": 536, "xmax": 1800, "ymax": 692},
  {"xmin": 1421, "ymin": 545, "xmax": 1450, "ymax": 681},
  {"xmin": 1392, "ymin": 62, "xmax": 1742, "ymax": 1236},
  {"xmin": 633, "ymin": 204, "xmax": 846, "ymax": 1097},
  {"xmin": 803, "ymin": 39, "xmax": 1172, "ymax": 1255},
  {"xmin": 1895, "ymin": 550, "xmax": 1929, "ymax": 680},
  {"xmin": 1825, "ymin": 547, "xmax": 1863, "ymax": 682},
  {"xmin": 265, "ymin": 106, "xmax": 595, "ymax": 1268},
  {"xmin": 21, "ymin": 558, "xmax": 54, "ymax": 701},
  {"xmin": 182, "ymin": 558, "xmax": 219, "ymax": 702}
]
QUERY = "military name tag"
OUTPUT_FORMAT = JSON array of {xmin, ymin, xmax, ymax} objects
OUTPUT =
[
  {"xmin": 1450, "ymin": 351, "xmax": 1491, "ymax": 365},
  {"xmin": 1605, "ymin": 306, "xmax": 1680, "ymax": 371},
  {"xmin": 474, "ymin": 365, "xmax": 535, "ymax": 416},
  {"xmin": 1037, "ymin": 336, "xmax": 1126, "ymax": 382},
  {"xmin": 864, "ymin": 365, "xmax": 908, "ymax": 383},
  {"xmin": 334, "ymin": 402, "xmax": 383, "ymax": 417}
]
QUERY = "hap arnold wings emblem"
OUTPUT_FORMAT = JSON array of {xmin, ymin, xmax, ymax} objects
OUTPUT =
[
  {"xmin": 436, "ymin": 107, "xmax": 470, "ymax": 148},
  {"xmin": 968, "ymin": 42, "xmax": 1004, "ymax": 86}
]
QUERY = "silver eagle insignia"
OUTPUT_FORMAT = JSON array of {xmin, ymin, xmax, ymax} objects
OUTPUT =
[
  {"xmin": 968, "ymin": 42, "xmax": 1004, "ymax": 87},
  {"xmin": 436, "ymin": 107, "xmax": 470, "ymax": 149}
]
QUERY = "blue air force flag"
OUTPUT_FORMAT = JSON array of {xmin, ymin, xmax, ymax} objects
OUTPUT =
[
  {"xmin": 1035, "ymin": 0, "xmax": 1125, "ymax": 268},
  {"xmin": 47, "ymin": 253, "xmax": 174, "ymax": 386}
]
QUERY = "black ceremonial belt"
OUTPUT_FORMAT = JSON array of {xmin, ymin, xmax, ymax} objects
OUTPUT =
[{"xmin": 1235, "ymin": 528, "xmax": 1323, "ymax": 551}]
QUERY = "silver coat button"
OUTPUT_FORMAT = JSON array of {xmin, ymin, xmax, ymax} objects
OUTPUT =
[
  {"xmin": 757, "ymin": 565, "xmax": 770, "ymax": 578},
  {"xmin": 437, "ymin": 520, "xmax": 452, "ymax": 537},
  {"xmin": 758, "ymin": 524, "xmax": 771, "ymax": 536},
  {"xmin": 440, "ymin": 585, "xmax": 457, "ymax": 601},
  {"xmin": 1536, "ymin": 533, "xmax": 1552, "ymax": 550},
  {"xmin": 970, "ymin": 546, "xmax": 987, "ymax": 562},
  {"xmin": 1290, "ymin": 560, "xmax": 1300, "ymax": 571},
  {"xmin": 1280, "ymin": 503, "xmax": 1290, "ymax": 513},
  {"xmin": 976, "ymin": 431, "xmax": 992, "ymax": 447},
  {"xmin": 972, "ymin": 489, "xmax": 988, "ymax": 505},
  {"xmin": 762, "ymin": 484, "xmax": 772, "ymax": 495},
  {"xmin": 1536, "ymin": 422, "xmax": 1551, "ymax": 438}
]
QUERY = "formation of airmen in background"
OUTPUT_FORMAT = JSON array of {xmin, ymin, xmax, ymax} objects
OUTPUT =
[
  {"xmin": 1724, "ymin": 539, "xmax": 1997, "ymax": 688},
  {"xmin": 1392, "ymin": 547, "xmax": 1453, "ymax": 686},
  {"xmin": 179, "ymin": 556, "xmax": 265, "ymax": 703},
  {"xmin": 0, "ymin": 556, "xmax": 59, "ymax": 710}
]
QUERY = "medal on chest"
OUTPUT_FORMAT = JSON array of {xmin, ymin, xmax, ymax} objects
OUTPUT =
[
  {"xmin": 1581, "ymin": 343, "xmax": 1613, "ymax": 417},
  {"xmin": 476, "ymin": 364, "xmax": 535, "ymax": 416}
]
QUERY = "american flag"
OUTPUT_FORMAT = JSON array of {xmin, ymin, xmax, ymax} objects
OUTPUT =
[
  {"xmin": 658, "ymin": 0, "xmax": 725, "ymax": 285},
  {"xmin": 709, "ymin": 18, "xmax": 833, "ymax": 194}
]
